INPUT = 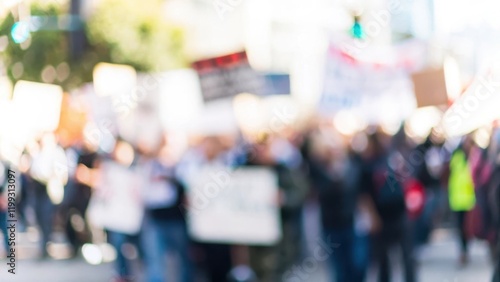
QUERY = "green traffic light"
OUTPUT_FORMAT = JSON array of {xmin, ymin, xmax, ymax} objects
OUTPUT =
[{"xmin": 350, "ymin": 16, "xmax": 364, "ymax": 39}]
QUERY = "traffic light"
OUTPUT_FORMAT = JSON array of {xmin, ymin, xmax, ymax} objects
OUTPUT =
[{"xmin": 350, "ymin": 15, "xmax": 364, "ymax": 39}]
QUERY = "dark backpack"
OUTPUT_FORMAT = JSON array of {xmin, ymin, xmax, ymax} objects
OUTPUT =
[{"xmin": 372, "ymin": 161, "xmax": 406, "ymax": 219}]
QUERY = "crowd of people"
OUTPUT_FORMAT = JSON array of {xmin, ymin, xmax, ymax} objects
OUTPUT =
[{"xmin": 0, "ymin": 120, "xmax": 500, "ymax": 282}]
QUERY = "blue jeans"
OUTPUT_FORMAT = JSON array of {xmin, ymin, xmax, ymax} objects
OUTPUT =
[
  {"xmin": 107, "ymin": 231, "xmax": 139, "ymax": 279},
  {"xmin": 141, "ymin": 214, "xmax": 192, "ymax": 282},
  {"xmin": 414, "ymin": 188, "xmax": 440, "ymax": 247},
  {"xmin": 373, "ymin": 218, "xmax": 416, "ymax": 282},
  {"xmin": 324, "ymin": 226, "xmax": 368, "ymax": 282},
  {"xmin": 33, "ymin": 181, "xmax": 54, "ymax": 257}
]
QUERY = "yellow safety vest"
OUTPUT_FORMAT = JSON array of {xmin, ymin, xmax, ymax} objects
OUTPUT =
[{"xmin": 448, "ymin": 150, "xmax": 476, "ymax": 212}]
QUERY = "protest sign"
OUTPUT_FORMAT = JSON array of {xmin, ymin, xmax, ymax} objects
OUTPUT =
[
  {"xmin": 157, "ymin": 69, "xmax": 204, "ymax": 133},
  {"xmin": 12, "ymin": 81, "xmax": 63, "ymax": 137},
  {"xmin": 56, "ymin": 94, "xmax": 87, "ymax": 145},
  {"xmin": 319, "ymin": 44, "xmax": 415, "ymax": 122},
  {"xmin": 411, "ymin": 68, "xmax": 449, "ymax": 108},
  {"xmin": 93, "ymin": 62, "xmax": 137, "ymax": 97},
  {"xmin": 87, "ymin": 161, "xmax": 143, "ymax": 235},
  {"xmin": 187, "ymin": 166, "xmax": 282, "ymax": 245},
  {"xmin": 193, "ymin": 51, "xmax": 265, "ymax": 102}
]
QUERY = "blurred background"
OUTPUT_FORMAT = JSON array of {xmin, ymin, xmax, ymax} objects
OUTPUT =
[{"xmin": 1, "ymin": 0, "xmax": 500, "ymax": 281}]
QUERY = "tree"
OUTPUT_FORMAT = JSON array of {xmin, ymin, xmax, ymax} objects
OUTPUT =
[
  {"xmin": 85, "ymin": 0, "xmax": 187, "ymax": 72},
  {"xmin": 0, "ymin": 0, "xmax": 187, "ymax": 91}
]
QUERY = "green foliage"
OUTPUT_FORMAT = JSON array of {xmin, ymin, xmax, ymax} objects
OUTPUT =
[
  {"xmin": 86, "ymin": 0, "xmax": 187, "ymax": 72},
  {"xmin": 0, "ymin": 0, "xmax": 186, "ymax": 91},
  {"xmin": 0, "ymin": 3, "xmax": 78, "ymax": 89}
]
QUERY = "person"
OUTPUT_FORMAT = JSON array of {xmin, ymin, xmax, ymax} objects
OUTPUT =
[
  {"xmin": 88, "ymin": 139, "xmax": 143, "ymax": 282},
  {"xmin": 304, "ymin": 129, "xmax": 372, "ymax": 282},
  {"xmin": 492, "ymin": 165, "xmax": 500, "ymax": 282},
  {"xmin": 245, "ymin": 136, "xmax": 309, "ymax": 282},
  {"xmin": 488, "ymin": 130, "xmax": 500, "ymax": 282},
  {"xmin": 29, "ymin": 133, "xmax": 68, "ymax": 258},
  {"xmin": 17, "ymin": 152, "xmax": 33, "ymax": 232},
  {"xmin": 361, "ymin": 131, "xmax": 416, "ymax": 282},
  {"xmin": 61, "ymin": 139, "xmax": 96, "ymax": 257},
  {"xmin": 468, "ymin": 138, "xmax": 496, "ymax": 253},
  {"xmin": 448, "ymin": 136, "xmax": 476, "ymax": 266},
  {"xmin": 176, "ymin": 136, "xmax": 234, "ymax": 282},
  {"xmin": 0, "ymin": 161, "xmax": 8, "ymax": 255},
  {"xmin": 138, "ymin": 137, "xmax": 192, "ymax": 282},
  {"xmin": 412, "ymin": 131, "xmax": 445, "ymax": 250}
]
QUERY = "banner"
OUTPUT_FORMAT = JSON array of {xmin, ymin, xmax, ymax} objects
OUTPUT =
[
  {"xmin": 186, "ymin": 166, "xmax": 282, "ymax": 245},
  {"xmin": 193, "ymin": 51, "xmax": 265, "ymax": 102},
  {"xmin": 319, "ymin": 44, "xmax": 416, "ymax": 122}
]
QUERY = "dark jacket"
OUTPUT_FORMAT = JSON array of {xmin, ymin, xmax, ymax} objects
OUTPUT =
[{"xmin": 309, "ymin": 154, "xmax": 362, "ymax": 229}]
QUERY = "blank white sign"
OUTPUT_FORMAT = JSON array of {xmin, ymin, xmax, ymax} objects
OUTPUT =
[{"xmin": 187, "ymin": 166, "xmax": 282, "ymax": 245}]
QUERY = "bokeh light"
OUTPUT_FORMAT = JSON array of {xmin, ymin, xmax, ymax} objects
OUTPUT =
[{"xmin": 11, "ymin": 21, "xmax": 30, "ymax": 44}]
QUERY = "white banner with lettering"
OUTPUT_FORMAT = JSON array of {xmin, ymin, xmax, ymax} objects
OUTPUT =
[{"xmin": 319, "ymin": 42, "xmax": 419, "ymax": 122}]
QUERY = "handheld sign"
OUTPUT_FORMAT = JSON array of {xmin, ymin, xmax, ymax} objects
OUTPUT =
[
  {"xmin": 193, "ymin": 51, "xmax": 265, "ymax": 102},
  {"xmin": 186, "ymin": 166, "xmax": 282, "ymax": 245},
  {"xmin": 12, "ymin": 80, "xmax": 63, "ymax": 135}
]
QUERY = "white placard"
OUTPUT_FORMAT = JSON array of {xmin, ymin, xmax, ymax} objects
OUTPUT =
[
  {"xmin": 319, "ymin": 44, "xmax": 417, "ymax": 122},
  {"xmin": 12, "ymin": 80, "xmax": 63, "ymax": 134},
  {"xmin": 93, "ymin": 62, "xmax": 137, "ymax": 97},
  {"xmin": 186, "ymin": 166, "xmax": 282, "ymax": 245},
  {"xmin": 87, "ymin": 161, "xmax": 143, "ymax": 235},
  {"xmin": 157, "ymin": 69, "xmax": 204, "ymax": 132}
]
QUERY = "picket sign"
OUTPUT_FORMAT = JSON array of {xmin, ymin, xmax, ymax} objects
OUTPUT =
[
  {"xmin": 319, "ymin": 41, "xmax": 421, "ymax": 123},
  {"xmin": 87, "ymin": 161, "xmax": 143, "ymax": 235},
  {"xmin": 186, "ymin": 166, "xmax": 282, "ymax": 245}
]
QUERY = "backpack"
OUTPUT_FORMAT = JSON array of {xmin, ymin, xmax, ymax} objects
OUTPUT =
[{"xmin": 372, "ymin": 160, "xmax": 406, "ymax": 219}]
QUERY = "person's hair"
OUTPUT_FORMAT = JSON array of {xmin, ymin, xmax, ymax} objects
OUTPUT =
[
  {"xmin": 367, "ymin": 132, "xmax": 385, "ymax": 156},
  {"xmin": 391, "ymin": 123, "xmax": 406, "ymax": 148}
]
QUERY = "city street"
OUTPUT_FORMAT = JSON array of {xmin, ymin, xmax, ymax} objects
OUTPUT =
[
  {"xmin": 2, "ymin": 0, "xmax": 500, "ymax": 281},
  {"xmin": 0, "ymin": 228, "xmax": 493, "ymax": 282}
]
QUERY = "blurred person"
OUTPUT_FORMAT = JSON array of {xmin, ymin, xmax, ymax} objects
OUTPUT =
[
  {"xmin": 489, "ymin": 129, "xmax": 500, "ymax": 282},
  {"xmin": 448, "ymin": 135, "xmax": 476, "ymax": 266},
  {"xmin": 61, "ymin": 139, "xmax": 97, "ymax": 257},
  {"xmin": 244, "ymin": 136, "xmax": 309, "ymax": 282},
  {"xmin": 137, "ymin": 137, "xmax": 192, "ymax": 282},
  {"xmin": 489, "ymin": 130, "xmax": 500, "ymax": 282},
  {"xmin": 467, "ymin": 135, "xmax": 496, "ymax": 256},
  {"xmin": 304, "ymin": 129, "xmax": 374, "ymax": 282},
  {"xmin": 176, "ymin": 136, "xmax": 233, "ymax": 282},
  {"xmin": 361, "ymin": 131, "xmax": 416, "ymax": 282},
  {"xmin": 17, "ymin": 152, "xmax": 33, "ymax": 232},
  {"xmin": 88, "ymin": 139, "xmax": 142, "ymax": 282},
  {"xmin": 29, "ymin": 133, "xmax": 68, "ymax": 258},
  {"xmin": 411, "ymin": 130, "xmax": 446, "ymax": 251},
  {"xmin": 0, "ymin": 161, "xmax": 8, "ymax": 255},
  {"xmin": 269, "ymin": 135, "xmax": 303, "ymax": 170}
]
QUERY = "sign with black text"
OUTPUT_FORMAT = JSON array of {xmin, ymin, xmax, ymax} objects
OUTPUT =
[{"xmin": 193, "ymin": 51, "xmax": 265, "ymax": 102}]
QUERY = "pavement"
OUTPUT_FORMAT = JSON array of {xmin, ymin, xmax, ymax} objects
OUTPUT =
[{"xmin": 0, "ymin": 228, "xmax": 494, "ymax": 282}]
